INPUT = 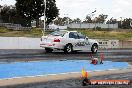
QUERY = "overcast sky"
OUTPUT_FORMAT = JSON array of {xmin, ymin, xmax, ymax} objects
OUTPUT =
[{"xmin": 1, "ymin": 0, "xmax": 132, "ymax": 21}]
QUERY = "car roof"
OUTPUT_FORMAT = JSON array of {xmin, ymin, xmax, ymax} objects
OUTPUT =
[
  {"xmin": 58, "ymin": 30, "xmax": 77, "ymax": 32},
  {"xmin": 68, "ymin": 30, "xmax": 77, "ymax": 32}
]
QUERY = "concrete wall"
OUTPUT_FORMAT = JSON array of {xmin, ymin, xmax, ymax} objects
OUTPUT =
[
  {"xmin": 119, "ymin": 40, "xmax": 132, "ymax": 48},
  {"xmin": 0, "ymin": 37, "xmax": 42, "ymax": 49},
  {"xmin": 97, "ymin": 39, "xmax": 132, "ymax": 49},
  {"xmin": 96, "ymin": 39, "xmax": 119, "ymax": 49},
  {"xmin": 0, "ymin": 37, "xmax": 131, "ymax": 49},
  {"xmin": 68, "ymin": 23, "xmax": 118, "ymax": 29}
]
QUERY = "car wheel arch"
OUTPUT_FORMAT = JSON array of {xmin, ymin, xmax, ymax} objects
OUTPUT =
[
  {"xmin": 91, "ymin": 43, "xmax": 98, "ymax": 53},
  {"xmin": 64, "ymin": 43, "xmax": 73, "ymax": 53}
]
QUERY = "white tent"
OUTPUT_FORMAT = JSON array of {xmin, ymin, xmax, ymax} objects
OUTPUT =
[{"xmin": 48, "ymin": 24, "xmax": 67, "ymax": 30}]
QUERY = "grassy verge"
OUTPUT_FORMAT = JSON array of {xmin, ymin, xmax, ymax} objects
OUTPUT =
[
  {"xmin": 74, "ymin": 29, "xmax": 132, "ymax": 40},
  {"xmin": 0, "ymin": 27, "xmax": 43, "ymax": 37},
  {"xmin": 0, "ymin": 27, "xmax": 132, "ymax": 40}
]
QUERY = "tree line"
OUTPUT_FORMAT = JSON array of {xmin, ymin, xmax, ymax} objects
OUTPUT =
[
  {"xmin": 0, "ymin": 0, "xmax": 59, "ymax": 27},
  {"xmin": 0, "ymin": 0, "xmax": 132, "ymax": 29},
  {"xmin": 54, "ymin": 15, "xmax": 132, "ymax": 29}
]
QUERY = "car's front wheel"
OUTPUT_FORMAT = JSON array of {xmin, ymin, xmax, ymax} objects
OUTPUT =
[
  {"xmin": 91, "ymin": 44, "xmax": 98, "ymax": 53},
  {"xmin": 64, "ymin": 44, "xmax": 73, "ymax": 53},
  {"xmin": 45, "ymin": 48, "xmax": 53, "ymax": 53}
]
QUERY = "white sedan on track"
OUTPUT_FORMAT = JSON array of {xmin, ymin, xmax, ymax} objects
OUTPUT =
[{"xmin": 40, "ymin": 30, "xmax": 99, "ymax": 53}]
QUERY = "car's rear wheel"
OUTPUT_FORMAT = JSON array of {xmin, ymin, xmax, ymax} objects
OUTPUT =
[
  {"xmin": 45, "ymin": 48, "xmax": 53, "ymax": 53},
  {"xmin": 91, "ymin": 44, "xmax": 98, "ymax": 53},
  {"xmin": 64, "ymin": 44, "xmax": 73, "ymax": 53}
]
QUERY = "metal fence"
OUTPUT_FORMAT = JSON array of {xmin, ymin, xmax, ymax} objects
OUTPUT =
[
  {"xmin": 68, "ymin": 23, "xmax": 118, "ymax": 29},
  {"xmin": 0, "ymin": 23, "xmax": 32, "ymax": 31}
]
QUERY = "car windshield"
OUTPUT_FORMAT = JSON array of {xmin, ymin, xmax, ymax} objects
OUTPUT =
[{"xmin": 50, "ymin": 31, "xmax": 67, "ymax": 36}]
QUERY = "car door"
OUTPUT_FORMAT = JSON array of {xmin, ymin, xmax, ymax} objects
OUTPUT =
[
  {"xmin": 76, "ymin": 32, "xmax": 87, "ymax": 50},
  {"xmin": 69, "ymin": 32, "xmax": 80, "ymax": 50},
  {"xmin": 83, "ymin": 37, "xmax": 91, "ymax": 50}
]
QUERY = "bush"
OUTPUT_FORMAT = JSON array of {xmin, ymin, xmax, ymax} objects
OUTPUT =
[
  {"xmin": 96, "ymin": 26, "xmax": 102, "ymax": 31},
  {"xmin": 0, "ymin": 27, "xmax": 11, "ymax": 33}
]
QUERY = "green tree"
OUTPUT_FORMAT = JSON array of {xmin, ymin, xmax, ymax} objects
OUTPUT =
[
  {"xmin": 0, "ymin": 5, "xmax": 28, "ymax": 26},
  {"xmin": 54, "ymin": 17, "xmax": 72, "ymax": 26},
  {"xmin": 94, "ymin": 14, "xmax": 108, "ymax": 23},
  {"xmin": 72, "ymin": 18, "xmax": 81, "ymax": 23},
  {"xmin": 106, "ymin": 17, "xmax": 117, "ymax": 24},
  {"xmin": 15, "ymin": 0, "xmax": 59, "ymax": 27},
  {"xmin": 54, "ymin": 17, "xmax": 64, "ymax": 25},
  {"xmin": 0, "ymin": 5, "xmax": 2, "ymax": 8},
  {"xmin": 122, "ymin": 18, "xmax": 132, "ymax": 29},
  {"xmin": 83, "ymin": 15, "xmax": 92, "ymax": 23},
  {"xmin": 62, "ymin": 17, "xmax": 72, "ymax": 25},
  {"xmin": 46, "ymin": 0, "xmax": 59, "ymax": 25},
  {"xmin": 0, "ymin": 5, "xmax": 10, "ymax": 23}
]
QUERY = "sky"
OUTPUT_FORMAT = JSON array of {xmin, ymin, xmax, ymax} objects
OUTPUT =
[{"xmin": 0, "ymin": 0, "xmax": 132, "ymax": 21}]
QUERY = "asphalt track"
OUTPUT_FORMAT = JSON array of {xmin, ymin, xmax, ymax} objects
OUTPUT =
[
  {"xmin": 36, "ymin": 72, "xmax": 132, "ymax": 88},
  {"xmin": 0, "ymin": 49, "xmax": 132, "ymax": 62},
  {"xmin": 1, "ymin": 72, "xmax": 132, "ymax": 88},
  {"xmin": 0, "ymin": 49, "xmax": 132, "ymax": 88}
]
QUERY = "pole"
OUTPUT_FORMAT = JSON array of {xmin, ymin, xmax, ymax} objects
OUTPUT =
[
  {"xmin": 108, "ymin": 20, "xmax": 109, "ymax": 29},
  {"xmin": 93, "ymin": 8, "xmax": 97, "ymax": 30},
  {"xmin": 120, "ymin": 17, "xmax": 123, "ymax": 29},
  {"xmin": 43, "ymin": 0, "xmax": 46, "ymax": 36},
  {"xmin": 64, "ymin": 14, "xmax": 69, "ymax": 25},
  {"xmin": 88, "ymin": 8, "xmax": 96, "ymax": 29}
]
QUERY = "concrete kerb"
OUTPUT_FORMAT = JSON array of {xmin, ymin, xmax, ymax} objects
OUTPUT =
[{"xmin": 0, "ymin": 67, "xmax": 132, "ymax": 87}]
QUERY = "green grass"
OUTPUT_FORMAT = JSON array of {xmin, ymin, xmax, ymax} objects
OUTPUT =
[
  {"xmin": 0, "ymin": 27, "xmax": 132, "ymax": 40},
  {"xmin": 68, "ymin": 29, "xmax": 132, "ymax": 40},
  {"xmin": 0, "ymin": 27, "xmax": 11, "ymax": 33},
  {"xmin": 80, "ymin": 30, "xmax": 132, "ymax": 40},
  {"xmin": 0, "ymin": 27, "xmax": 43, "ymax": 37}
]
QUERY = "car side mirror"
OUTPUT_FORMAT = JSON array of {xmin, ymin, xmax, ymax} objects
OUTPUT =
[{"xmin": 86, "ymin": 37, "xmax": 89, "ymax": 40}]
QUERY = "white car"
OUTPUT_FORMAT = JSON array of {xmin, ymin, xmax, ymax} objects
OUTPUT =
[{"xmin": 40, "ymin": 30, "xmax": 99, "ymax": 53}]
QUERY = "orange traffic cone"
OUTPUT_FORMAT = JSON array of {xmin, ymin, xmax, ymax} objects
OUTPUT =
[{"xmin": 85, "ymin": 71, "xmax": 88, "ymax": 78}]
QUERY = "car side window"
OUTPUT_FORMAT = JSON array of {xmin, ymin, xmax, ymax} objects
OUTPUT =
[
  {"xmin": 69, "ymin": 32, "xmax": 79, "ymax": 39},
  {"xmin": 77, "ymin": 33, "xmax": 86, "ymax": 39}
]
